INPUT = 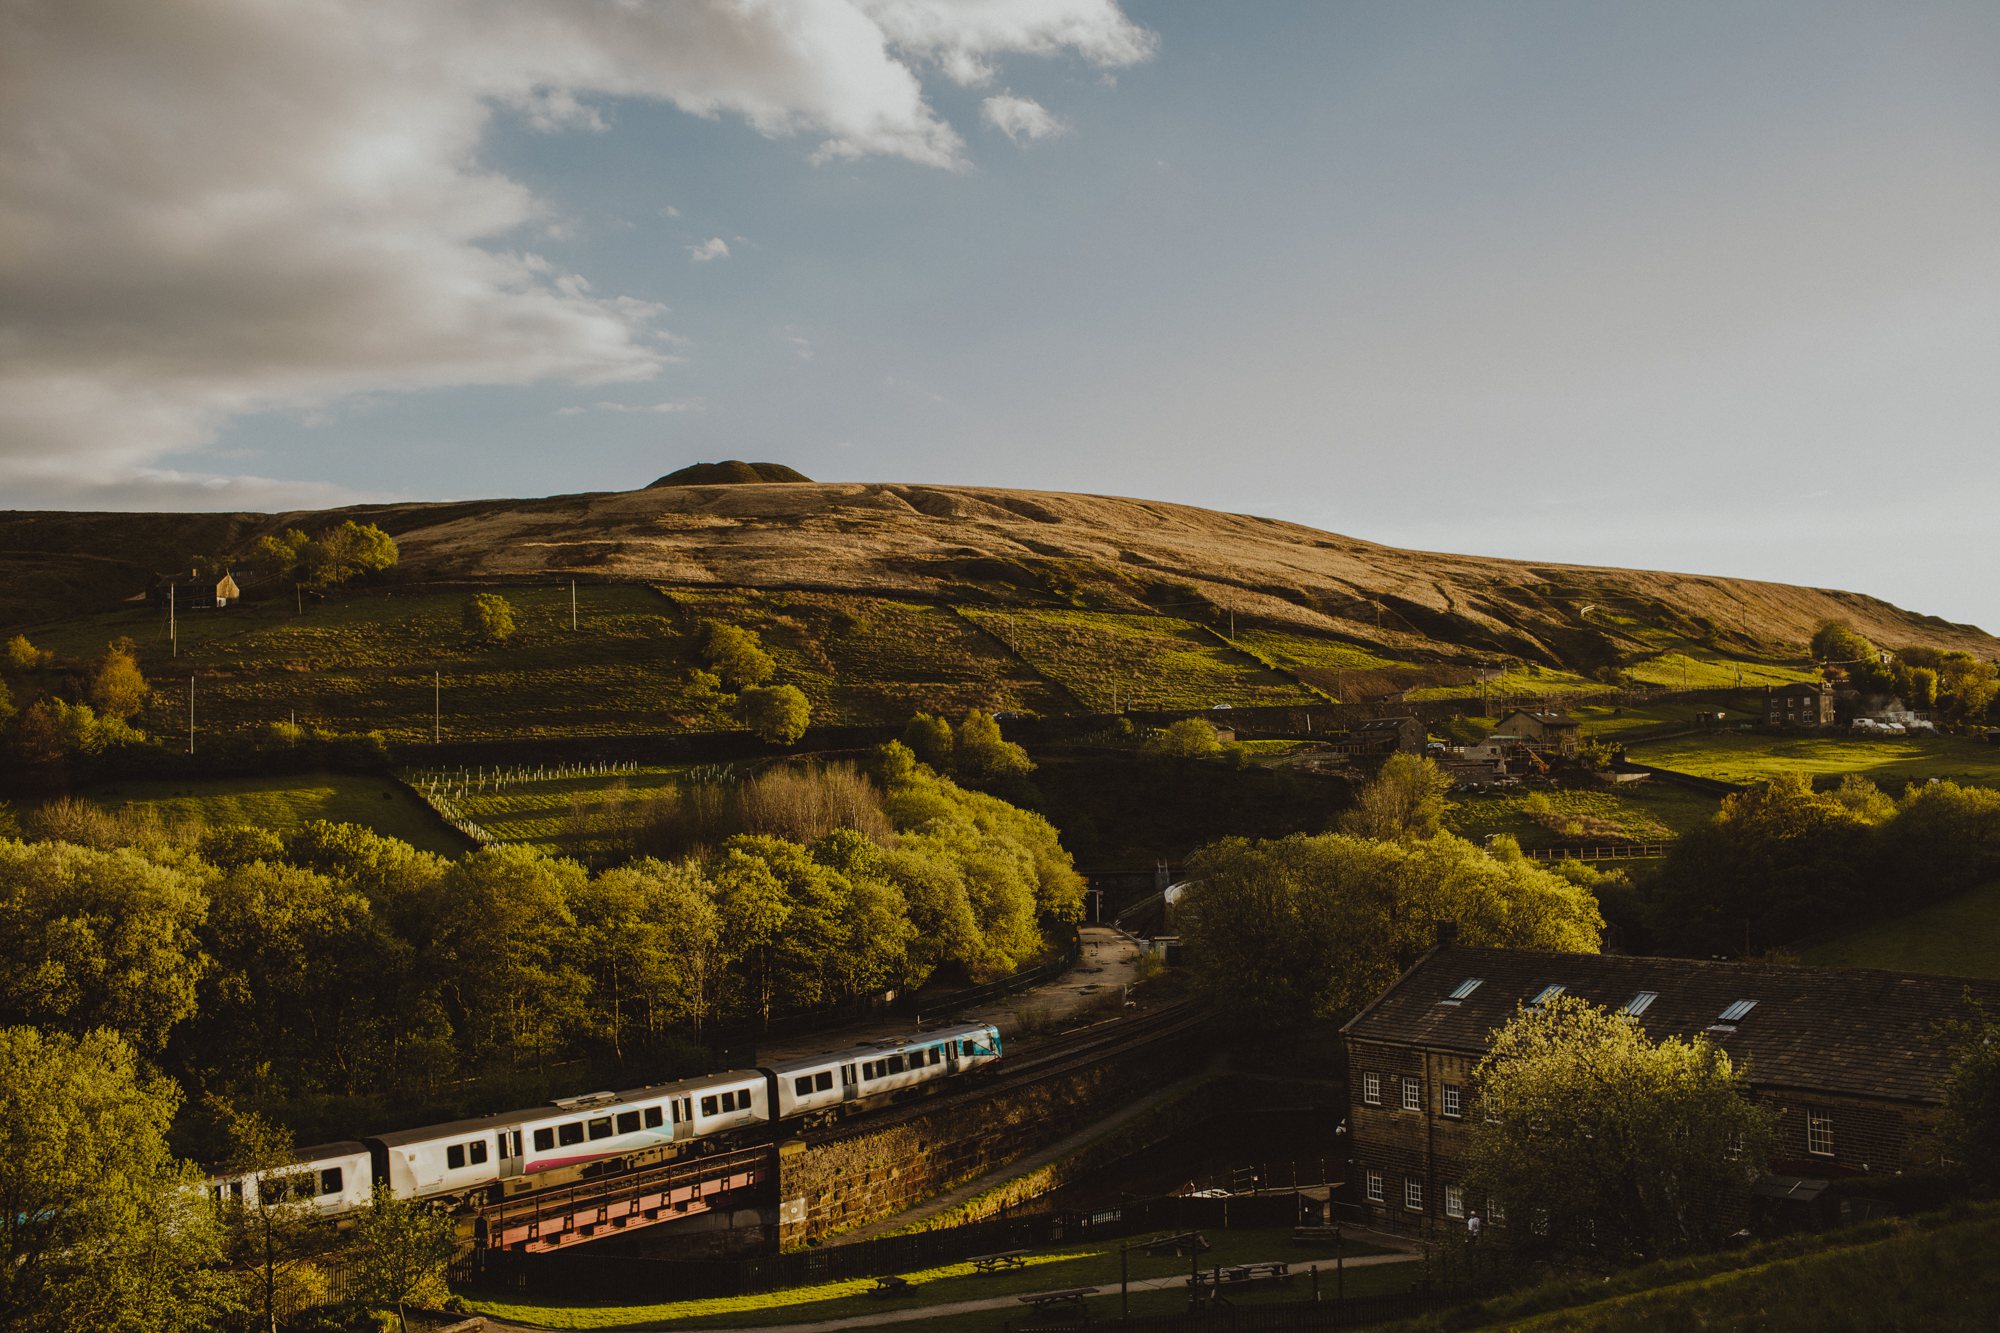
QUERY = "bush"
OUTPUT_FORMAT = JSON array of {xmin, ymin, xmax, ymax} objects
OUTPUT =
[
  {"xmin": 701, "ymin": 620, "xmax": 775, "ymax": 692},
  {"xmin": 461, "ymin": 593, "xmax": 516, "ymax": 643},
  {"xmin": 741, "ymin": 684, "xmax": 811, "ymax": 745},
  {"xmin": 1145, "ymin": 717, "xmax": 1222, "ymax": 759}
]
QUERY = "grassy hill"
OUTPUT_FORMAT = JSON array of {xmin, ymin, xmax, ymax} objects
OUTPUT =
[{"xmin": 4, "ymin": 480, "xmax": 1995, "ymax": 747}]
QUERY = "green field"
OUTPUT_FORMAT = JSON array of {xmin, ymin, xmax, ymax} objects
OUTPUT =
[
  {"xmin": 1628, "ymin": 732, "xmax": 2000, "ymax": 790},
  {"xmin": 87, "ymin": 771, "xmax": 468, "ymax": 856},
  {"xmin": 1619, "ymin": 647, "xmax": 1818, "ymax": 691},
  {"xmin": 466, "ymin": 1228, "xmax": 1408, "ymax": 1331},
  {"xmin": 1408, "ymin": 1204, "xmax": 2000, "ymax": 1332},
  {"xmin": 1445, "ymin": 783, "xmax": 1718, "ymax": 850},
  {"xmin": 1571, "ymin": 699, "xmax": 1752, "ymax": 741},
  {"xmin": 961, "ymin": 609, "xmax": 1319, "ymax": 711},
  {"xmin": 423, "ymin": 764, "xmax": 707, "ymax": 858},
  {"xmin": 1803, "ymin": 879, "xmax": 2000, "ymax": 981}
]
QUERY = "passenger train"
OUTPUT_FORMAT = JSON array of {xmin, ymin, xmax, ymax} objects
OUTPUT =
[{"xmin": 207, "ymin": 1021, "xmax": 1003, "ymax": 1218}]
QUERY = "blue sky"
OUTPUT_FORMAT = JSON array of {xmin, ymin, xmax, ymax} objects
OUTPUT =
[{"xmin": 5, "ymin": 2, "xmax": 1997, "ymax": 631}]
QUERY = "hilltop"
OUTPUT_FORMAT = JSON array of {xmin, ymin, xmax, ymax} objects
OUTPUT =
[{"xmin": 4, "ymin": 481, "xmax": 1989, "ymax": 665}]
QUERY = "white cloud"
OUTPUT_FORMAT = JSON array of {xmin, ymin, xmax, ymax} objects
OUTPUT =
[
  {"xmin": 981, "ymin": 93, "xmax": 1068, "ymax": 143},
  {"xmin": 559, "ymin": 400, "xmax": 701, "ymax": 416},
  {"xmin": 0, "ymin": 0, "xmax": 1151, "ymax": 506},
  {"xmin": 782, "ymin": 327, "xmax": 817, "ymax": 361},
  {"xmin": 688, "ymin": 237, "xmax": 732, "ymax": 263},
  {"xmin": 660, "ymin": 204, "xmax": 682, "ymax": 218}
]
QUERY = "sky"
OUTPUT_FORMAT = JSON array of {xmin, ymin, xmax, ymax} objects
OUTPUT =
[{"xmin": 4, "ymin": 1, "xmax": 1997, "ymax": 632}]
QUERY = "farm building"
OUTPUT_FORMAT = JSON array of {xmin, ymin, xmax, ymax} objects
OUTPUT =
[
  {"xmin": 1765, "ymin": 680, "xmax": 1834, "ymax": 728},
  {"xmin": 1490, "ymin": 708, "xmax": 1580, "ymax": 756},
  {"xmin": 1340, "ymin": 944, "xmax": 2000, "ymax": 1237}
]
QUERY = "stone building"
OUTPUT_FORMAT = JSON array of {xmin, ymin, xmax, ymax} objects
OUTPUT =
[
  {"xmin": 1490, "ymin": 708, "xmax": 1581, "ymax": 756},
  {"xmin": 1765, "ymin": 680, "xmax": 1835, "ymax": 728},
  {"xmin": 1338, "ymin": 944, "xmax": 2000, "ymax": 1235}
]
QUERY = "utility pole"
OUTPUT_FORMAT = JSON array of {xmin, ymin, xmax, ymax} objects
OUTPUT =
[
  {"xmin": 187, "ymin": 675, "xmax": 195, "ymax": 755},
  {"xmin": 571, "ymin": 580, "xmax": 578, "ymax": 631},
  {"xmin": 169, "ymin": 582, "xmax": 177, "ymax": 658},
  {"xmin": 434, "ymin": 671, "xmax": 441, "ymax": 744}
]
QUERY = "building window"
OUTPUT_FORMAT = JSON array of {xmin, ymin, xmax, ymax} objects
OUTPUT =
[
  {"xmin": 1444, "ymin": 1184, "xmax": 1464, "ymax": 1219},
  {"xmin": 1488, "ymin": 1200, "xmax": 1506, "ymax": 1224},
  {"xmin": 1362, "ymin": 1073, "xmax": 1381, "ymax": 1105},
  {"xmin": 1366, "ymin": 1171, "xmax": 1383, "ymax": 1202},
  {"xmin": 1402, "ymin": 1078, "xmax": 1422, "ymax": 1112},
  {"xmin": 1807, "ymin": 1107, "xmax": 1834, "ymax": 1157},
  {"xmin": 1442, "ymin": 1084, "xmax": 1463, "ymax": 1118},
  {"xmin": 1404, "ymin": 1178, "xmax": 1424, "ymax": 1212},
  {"xmin": 1727, "ymin": 1130, "xmax": 1744, "ymax": 1159}
]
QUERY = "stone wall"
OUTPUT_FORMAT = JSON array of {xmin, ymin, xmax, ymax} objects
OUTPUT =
[{"xmin": 775, "ymin": 1033, "xmax": 1206, "ymax": 1247}]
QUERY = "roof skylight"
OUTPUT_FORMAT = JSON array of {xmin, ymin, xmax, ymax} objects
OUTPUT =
[
  {"xmin": 1448, "ymin": 978, "xmax": 1484, "ymax": 1001},
  {"xmin": 1622, "ymin": 991, "xmax": 1659, "ymax": 1017},
  {"xmin": 1531, "ymin": 984, "xmax": 1566, "ymax": 1006},
  {"xmin": 1718, "ymin": 999, "xmax": 1758, "ymax": 1023}
]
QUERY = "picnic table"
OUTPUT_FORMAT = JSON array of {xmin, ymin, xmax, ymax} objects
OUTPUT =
[
  {"xmin": 1144, "ymin": 1231, "xmax": 1210, "ymax": 1258},
  {"xmin": 969, "ymin": 1248, "xmax": 1030, "ymax": 1273},
  {"xmin": 1017, "ymin": 1286, "xmax": 1098, "ymax": 1310},
  {"xmin": 1189, "ymin": 1261, "xmax": 1291, "ymax": 1298},
  {"xmin": 867, "ymin": 1274, "xmax": 911, "ymax": 1298}
]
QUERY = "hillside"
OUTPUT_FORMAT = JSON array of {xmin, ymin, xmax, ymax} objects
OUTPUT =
[{"xmin": 4, "ymin": 482, "xmax": 1992, "ymax": 679}]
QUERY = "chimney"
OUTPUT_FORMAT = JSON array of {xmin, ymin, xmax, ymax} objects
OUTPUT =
[{"xmin": 1435, "ymin": 920, "xmax": 1460, "ymax": 948}]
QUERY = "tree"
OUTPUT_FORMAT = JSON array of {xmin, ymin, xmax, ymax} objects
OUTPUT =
[
  {"xmin": 1933, "ymin": 996, "xmax": 2000, "ymax": 1190},
  {"xmin": 462, "ymin": 592, "xmax": 517, "ymax": 643},
  {"xmin": 347, "ymin": 1186, "xmax": 457, "ymax": 1333},
  {"xmin": 700, "ymin": 620, "xmax": 775, "ymax": 691},
  {"xmin": 0, "ymin": 1026, "xmax": 232, "ymax": 1331},
  {"xmin": 1467, "ymin": 995, "xmax": 1774, "ymax": 1259},
  {"xmin": 1339, "ymin": 752, "xmax": 1452, "ymax": 841},
  {"xmin": 5, "ymin": 632, "xmax": 45, "ymax": 671},
  {"xmin": 213, "ymin": 1104, "xmax": 336, "ymax": 1333},
  {"xmin": 89, "ymin": 638, "xmax": 149, "ymax": 721},
  {"xmin": 741, "ymin": 683, "xmax": 811, "ymax": 745},
  {"xmin": 0, "ymin": 674, "xmax": 14, "ymax": 730},
  {"xmin": 955, "ymin": 709, "xmax": 1034, "ymax": 782},
  {"xmin": 1810, "ymin": 619, "xmax": 1876, "ymax": 665},
  {"xmin": 902, "ymin": 712, "xmax": 955, "ymax": 770},
  {"xmin": 572, "ymin": 859, "xmax": 725, "ymax": 1055},
  {"xmin": 308, "ymin": 519, "xmax": 398, "ymax": 586},
  {"xmin": 1146, "ymin": 717, "xmax": 1222, "ymax": 759}
]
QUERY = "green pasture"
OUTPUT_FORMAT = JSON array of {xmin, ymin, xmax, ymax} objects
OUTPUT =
[
  {"xmin": 1571, "ymin": 699, "xmax": 1752, "ymax": 740},
  {"xmin": 86, "ymin": 771, "xmax": 468, "ymax": 856},
  {"xmin": 1803, "ymin": 879, "xmax": 2000, "ymax": 981},
  {"xmin": 427, "ymin": 764, "xmax": 699, "ymax": 858},
  {"xmin": 466, "ymin": 1227, "xmax": 1406, "ymax": 1331},
  {"xmin": 961, "ymin": 608, "xmax": 1319, "ymax": 712},
  {"xmin": 1627, "ymin": 732, "xmax": 2000, "ymax": 791},
  {"xmin": 1409, "ymin": 666, "xmax": 1611, "ymax": 703},
  {"xmin": 1445, "ymin": 783, "xmax": 1718, "ymax": 850},
  {"xmin": 1619, "ymin": 647, "xmax": 1817, "ymax": 691}
]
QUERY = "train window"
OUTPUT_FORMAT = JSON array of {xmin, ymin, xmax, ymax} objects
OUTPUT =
[
  {"xmin": 861, "ymin": 1061, "xmax": 875, "ymax": 1079},
  {"xmin": 587, "ymin": 1117, "xmax": 613, "ymax": 1141},
  {"xmin": 931, "ymin": 1046, "xmax": 943, "ymax": 1065},
  {"xmin": 889, "ymin": 1055, "xmax": 906, "ymax": 1073},
  {"xmin": 795, "ymin": 1076, "xmax": 814, "ymax": 1096},
  {"xmin": 700, "ymin": 1095, "xmax": 719, "ymax": 1116},
  {"xmin": 617, "ymin": 1111, "xmax": 641, "ymax": 1134},
  {"xmin": 258, "ymin": 1179, "xmax": 284, "ymax": 1205},
  {"xmin": 645, "ymin": 1106, "xmax": 664, "ymax": 1129},
  {"xmin": 498, "ymin": 1134, "xmax": 510, "ymax": 1160},
  {"xmin": 558, "ymin": 1122, "xmax": 584, "ymax": 1147},
  {"xmin": 815, "ymin": 1071, "xmax": 833, "ymax": 1091},
  {"xmin": 447, "ymin": 1145, "xmax": 466, "ymax": 1171},
  {"xmin": 534, "ymin": 1128, "xmax": 555, "ymax": 1152},
  {"xmin": 469, "ymin": 1141, "xmax": 488, "ymax": 1165}
]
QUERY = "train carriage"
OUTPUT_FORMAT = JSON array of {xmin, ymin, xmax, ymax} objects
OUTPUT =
[
  {"xmin": 767, "ymin": 1021, "xmax": 1002, "ymax": 1119},
  {"xmin": 206, "ymin": 1141, "xmax": 374, "ymax": 1217}
]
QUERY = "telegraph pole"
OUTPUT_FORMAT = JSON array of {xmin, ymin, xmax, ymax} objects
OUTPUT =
[
  {"xmin": 169, "ymin": 582, "xmax": 177, "ymax": 658},
  {"xmin": 187, "ymin": 675, "xmax": 195, "ymax": 755},
  {"xmin": 571, "ymin": 579, "xmax": 578, "ymax": 631},
  {"xmin": 434, "ymin": 671, "xmax": 441, "ymax": 744}
]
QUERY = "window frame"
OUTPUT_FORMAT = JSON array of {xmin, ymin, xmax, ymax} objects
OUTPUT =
[
  {"xmin": 1402, "ymin": 1077, "xmax": 1422, "ymax": 1112},
  {"xmin": 1362, "ymin": 1072, "xmax": 1381, "ymax": 1106},
  {"xmin": 1404, "ymin": 1177, "xmax": 1424, "ymax": 1212},
  {"xmin": 1807, "ymin": 1106, "xmax": 1835, "ymax": 1157},
  {"xmin": 1444, "ymin": 1184, "xmax": 1464, "ymax": 1220},
  {"xmin": 1365, "ymin": 1170, "xmax": 1383, "ymax": 1202},
  {"xmin": 1442, "ymin": 1083, "xmax": 1463, "ymax": 1118}
]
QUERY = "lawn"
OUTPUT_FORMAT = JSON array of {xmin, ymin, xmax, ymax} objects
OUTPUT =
[
  {"xmin": 1445, "ymin": 783, "xmax": 1718, "ymax": 850},
  {"xmin": 1627, "ymin": 732, "xmax": 2000, "ymax": 791},
  {"xmin": 86, "ymin": 771, "xmax": 469, "ymax": 856},
  {"xmin": 466, "ymin": 1228, "xmax": 1410, "ymax": 1331},
  {"xmin": 1571, "ymin": 699, "xmax": 1754, "ymax": 741},
  {"xmin": 1803, "ymin": 879, "xmax": 2000, "ymax": 981},
  {"xmin": 1619, "ymin": 647, "xmax": 1818, "ymax": 692},
  {"xmin": 960, "ymin": 609, "xmax": 1319, "ymax": 712}
]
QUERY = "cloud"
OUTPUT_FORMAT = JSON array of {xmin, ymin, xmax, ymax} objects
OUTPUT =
[
  {"xmin": 0, "ymin": 0, "xmax": 1151, "ymax": 506},
  {"xmin": 981, "ymin": 93, "xmax": 1068, "ymax": 143},
  {"xmin": 559, "ymin": 399, "xmax": 701, "ymax": 416},
  {"xmin": 688, "ymin": 237, "xmax": 732, "ymax": 263},
  {"xmin": 782, "ymin": 327, "xmax": 816, "ymax": 361},
  {"xmin": 660, "ymin": 204, "xmax": 682, "ymax": 218}
]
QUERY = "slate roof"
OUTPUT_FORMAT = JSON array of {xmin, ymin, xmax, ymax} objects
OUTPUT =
[
  {"xmin": 1495, "ymin": 709, "xmax": 1579, "ymax": 729},
  {"xmin": 1341, "ymin": 945, "xmax": 2000, "ymax": 1105}
]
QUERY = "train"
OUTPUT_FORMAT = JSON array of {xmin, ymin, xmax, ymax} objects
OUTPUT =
[{"xmin": 206, "ymin": 1021, "xmax": 1004, "ymax": 1218}]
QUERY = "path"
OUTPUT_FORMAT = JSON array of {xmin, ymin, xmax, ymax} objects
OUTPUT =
[
  {"xmin": 483, "ymin": 1243, "xmax": 1421, "ymax": 1333},
  {"xmin": 754, "ymin": 926, "xmax": 1144, "ymax": 1063}
]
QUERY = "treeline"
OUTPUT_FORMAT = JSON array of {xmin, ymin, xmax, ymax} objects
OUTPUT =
[
  {"xmin": 1812, "ymin": 619, "xmax": 2000, "ymax": 724},
  {"xmin": 0, "ymin": 745, "xmax": 1082, "ymax": 1145},
  {"xmin": 1646, "ymin": 772, "xmax": 2000, "ymax": 955}
]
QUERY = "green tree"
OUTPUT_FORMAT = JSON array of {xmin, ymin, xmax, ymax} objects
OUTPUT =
[
  {"xmin": 0, "ymin": 1026, "xmax": 232, "ymax": 1331},
  {"xmin": 713, "ymin": 845, "xmax": 792, "ymax": 1025},
  {"xmin": 347, "ymin": 1186, "xmax": 456, "ymax": 1333},
  {"xmin": 573, "ymin": 858, "xmax": 725, "ymax": 1055},
  {"xmin": 461, "ymin": 592, "xmax": 517, "ymax": 643},
  {"xmin": 954, "ymin": 709, "xmax": 1034, "ymax": 782},
  {"xmin": 1146, "ymin": 717, "xmax": 1222, "ymax": 759},
  {"xmin": 5, "ymin": 632, "xmax": 42, "ymax": 671},
  {"xmin": 0, "ymin": 674, "xmax": 15, "ymax": 730},
  {"xmin": 700, "ymin": 620, "xmax": 775, "ymax": 691},
  {"xmin": 213, "ymin": 1104, "xmax": 336, "ymax": 1333},
  {"xmin": 307, "ymin": 519, "xmax": 398, "ymax": 586},
  {"xmin": 1339, "ymin": 752, "xmax": 1452, "ymax": 841},
  {"xmin": 1468, "ymin": 995, "xmax": 1774, "ymax": 1259},
  {"xmin": 741, "ymin": 683, "xmax": 811, "ymax": 745},
  {"xmin": 88, "ymin": 638, "xmax": 149, "ymax": 721},
  {"xmin": 1933, "ymin": 996, "xmax": 2000, "ymax": 1190},
  {"xmin": 902, "ymin": 712, "xmax": 955, "ymax": 770},
  {"xmin": 1811, "ymin": 619, "xmax": 1877, "ymax": 665}
]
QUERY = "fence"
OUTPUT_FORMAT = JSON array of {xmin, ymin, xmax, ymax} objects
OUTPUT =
[
  {"xmin": 461, "ymin": 1190, "xmax": 1316, "ymax": 1301},
  {"xmin": 1023, "ymin": 1290, "xmax": 1447, "ymax": 1332},
  {"xmin": 1523, "ymin": 842, "xmax": 1672, "ymax": 862}
]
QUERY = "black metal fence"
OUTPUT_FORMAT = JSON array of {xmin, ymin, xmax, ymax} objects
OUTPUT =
[{"xmin": 461, "ymin": 1191, "xmax": 1311, "ymax": 1301}]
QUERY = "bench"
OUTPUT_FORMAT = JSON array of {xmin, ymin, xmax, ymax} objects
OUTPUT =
[
  {"xmin": 1189, "ymin": 1262, "xmax": 1291, "ymax": 1295},
  {"xmin": 1292, "ymin": 1225, "xmax": 1343, "ymax": 1245},
  {"xmin": 1018, "ymin": 1286, "xmax": 1097, "ymax": 1310},
  {"xmin": 867, "ymin": 1275, "xmax": 911, "ymax": 1298},
  {"xmin": 969, "ymin": 1249, "xmax": 1030, "ymax": 1274},
  {"xmin": 1144, "ymin": 1232, "xmax": 1210, "ymax": 1258}
]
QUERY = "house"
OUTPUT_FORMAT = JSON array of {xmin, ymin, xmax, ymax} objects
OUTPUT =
[
  {"xmin": 1323, "ymin": 716, "xmax": 1427, "ymax": 757},
  {"xmin": 1490, "ymin": 709, "xmax": 1581, "ymax": 757},
  {"xmin": 1339, "ymin": 944, "xmax": 2000, "ymax": 1236},
  {"xmin": 1766, "ymin": 681, "xmax": 1834, "ymax": 729}
]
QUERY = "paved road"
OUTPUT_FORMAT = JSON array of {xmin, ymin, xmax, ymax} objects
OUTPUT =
[{"xmin": 481, "ymin": 1244, "xmax": 1420, "ymax": 1332}]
